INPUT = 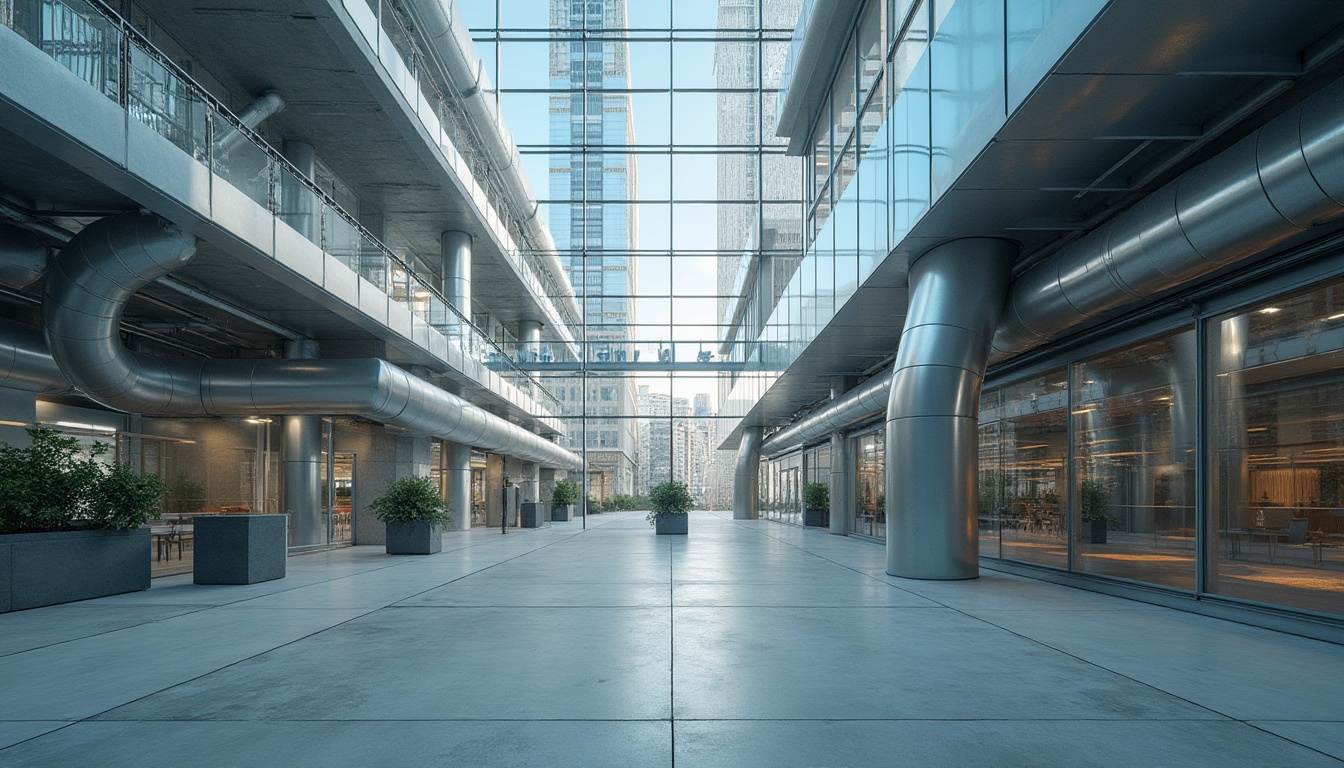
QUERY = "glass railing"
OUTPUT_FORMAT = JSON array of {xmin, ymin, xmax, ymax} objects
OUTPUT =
[{"xmin": 2, "ymin": 0, "xmax": 560, "ymax": 413}]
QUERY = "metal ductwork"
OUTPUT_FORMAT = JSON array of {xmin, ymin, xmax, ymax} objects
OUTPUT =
[
  {"xmin": 0, "ymin": 320, "xmax": 70, "ymax": 394},
  {"xmin": 733, "ymin": 425, "xmax": 762, "ymax": 519},
  {"xmin": 994, "ymin": 76, "xmax": 1344, "ymax": 358},
  {"xmin": 41, "ymin": 213, "xmax": 580, "ymax": 470},
  {"xmin": 401, "ymin": 0, "xmax": 579, "ymax": 321},
  {"xmin": 217, "ymin": 90, "xmax": 286, "ymax": 153},
  {"xmin": 886, "ymin": 238, "xmax": 1016, "ymax": 580},
  {"xmin": 761, "ymin": 373, "xmax": 889, "ymax": 456},
  {"xmin": 0, "ymin": 221, "xmax": 48, "ymax": 289}
]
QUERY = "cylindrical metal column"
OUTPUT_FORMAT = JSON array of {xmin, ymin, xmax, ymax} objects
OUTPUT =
[
  {"xmin": 733, "ymin": 425, "xmax": 763, "ymax": 519},
  {"xmin": 521, "ymin": 461, "xmax": 539, "ymax": 504},
  {"xmin": 887, "ymin": 238, "xmax": 1017, "ymax": 580},
  {"xmin": 829, "ymin": 431, "xmax": 848, "ymax": 535},
  {"xmin": 281, "ymin": 141, "xmax": 316, "ymax": 241},
  {"xmin": 282, "ymin": 339, "xmax": 322, "ymax": 547},
  {"xmin": 442, "ymin": 230, "xmax": 472, "ymax": 316},
  {"xmin": 519, "ymin": 319, "xmax": 542, "ymax": 362},
  {"xmin": 446, "ymin": 441, "xmax": 472, "ymax": 531}
]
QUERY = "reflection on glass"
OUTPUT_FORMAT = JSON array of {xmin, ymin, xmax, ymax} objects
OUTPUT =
[
  {"xmin": 1073, "ymin": 330, "xmax": 1196, "ymax": 590},
  {"xmin": 853, "ymin": 431, "xmax": 885, "ymax": 538},
  {"xmin": 1209, "ymin": 282, "xmax": 1344, "ymax": 616},
  {"xmin": 981, "ymin": 369, "xmax": 1068, "ymax": 568}
]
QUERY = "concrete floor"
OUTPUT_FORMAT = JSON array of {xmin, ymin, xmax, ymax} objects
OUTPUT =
[{"xmin": 2, "ymin": 511, "xmax": 1342, "ymax": 767}]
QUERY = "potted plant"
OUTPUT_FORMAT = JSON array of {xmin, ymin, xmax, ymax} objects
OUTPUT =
[
  {"xmin": 1079, "ymin": 478, "xmax": 1113, "ymax": 544},
  {"xmin": 371, "ymin": 476, "xmax": 451, "ymax": 555},
  {"xmin": 646, "ymin": 480, "xmax": 692, "ymax": 535},
  {"xmin": 551, "ymin": 479, "xmax": 579, "ymax": 522},
  {"xmin": 804, "ymin": 482, "xmax": 830, "ymax": 527},
  {"xmin": 0, "ymin": 427, "xmax": 167, "ymax": 612}
]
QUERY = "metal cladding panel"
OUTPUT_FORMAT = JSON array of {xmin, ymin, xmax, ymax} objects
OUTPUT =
[
  {"xmin": 887, "ymin": 365, "xmax": 983, "ymax": 420},
  {"xmin": 1258, "ymin": 112, "xmax": 1341, "ymax": 230},
  {"xmin": 0, "ymin": 224, "xmax": 47, "ymax": 289},
  {"xmin": 885, "ymin": 415, "xmax": 980, "ymax": 580},
  {"xmin": 1299, "ymin": 80, "xmax": 1344, "ymax": 207},
  {"xmin": 733, "ymin": 425, "xmax": 762, "ymax": 519},
  {"xmin": 896, "ymin": 323, "xmax": 993, "ymax": 373}
]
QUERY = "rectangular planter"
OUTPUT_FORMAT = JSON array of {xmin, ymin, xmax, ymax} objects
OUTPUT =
[
  {"xmin": 551, "ymin": 505, "xmax": 574, "ymax": 522},
  {"xmin": 804, "ymin": 509, "xmax": 829, "ymax": 527},
  {"xmin": 194, "ymin": 514, "xmax": 287, "ymax": 584},
  {"xmin": 654, "ymin": 514, "xmax": 688, "ymax": 535},
  {"xmin": 1, "ymin": 528, "xmax": 150, "ymax": 612},
  {"xmin": 385, "ymin": 520, "xmax": 442, "ymax": 555},
  {"xmin": 520, "ymin": 502, "xmax": 550, "ymax": 528}
]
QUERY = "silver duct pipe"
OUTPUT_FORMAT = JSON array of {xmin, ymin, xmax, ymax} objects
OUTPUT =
[
  {"xmin": 733, "ymin": 425, "xmax": 763, "ymax": 519},
  {"xmin": 0, "ymin": 320, "xmax": 70, "ymax": 394},
  {"xmin": 886, "ymin": 238, "xmax": 1016, "ymax": 580},
  {"xmin": 217, "ymin": 91, "xmax": 286, "ymax": 153},
  {"xmin": 41, "ymin": 213, "xmax": 581, "ymax": 469},
  {"xmin": 402, "ymin": 0, "xmax": 579, "ymax": 320},
  {"xmin": 761, "ymin": 374, "xmax": 889, "ymax": 456},
  {"xmin": 0, "ymin": 222, "xmax": 49, "ymax": 289},
  {"xmin": 442, "ymin": 229, "xmax": 472, "ymax": 314},
  {"xmin": 828, "ymin": 430, "xmax": 848, "ymax": 535},
  {"xmin": 994, "ymin": 76, "xmax": 1344, "ymax": 358}
]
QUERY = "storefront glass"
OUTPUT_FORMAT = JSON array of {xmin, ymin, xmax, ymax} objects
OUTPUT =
[
  {"xmin": 853, "ymin": 431, "xmax": 885, "ymax": 538},
  {"xmin": 1208, "ymin": 281, "xmax": 1344, "ymax": 615},
  {"xmin": 1072, "ymin": 330, "xmax": 1197, "ymax": 590}
]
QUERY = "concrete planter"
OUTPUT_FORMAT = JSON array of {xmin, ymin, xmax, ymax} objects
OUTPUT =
[
  {"xmin": 551, "ymin": 505, "xmax": 574, "ymax": 522},
  {"xmin": 385, "ymin": 520, "xmax": 442, "ymax": 555},
  {"xmin": 520, "ymin": 502, "xmax": 550, "ymax": 528},
  {"xmin": 194, "ymin": 514, "xmax": 287, "ymax": 584},
  {"xmin": 804, "ymin": 508, "xmax": 829, "ymax": 527},
  {"xmin": 654, "ymin": 514, "xmax": 688, "ymax": 535},
  {"xmin": 1, "ymin": 528, "xmax": 150, "ymax": 612}
]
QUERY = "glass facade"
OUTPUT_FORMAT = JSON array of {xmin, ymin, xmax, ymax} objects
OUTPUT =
[{"xmin": 853, "ymin": 431, "xmax": 885, "ymax": 538}]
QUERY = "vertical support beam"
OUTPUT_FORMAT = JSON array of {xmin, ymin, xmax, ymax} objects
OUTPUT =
[
  {"xmin": 539, "ymin": 467, "xmax": 556, "ymax": 508},
  {"xmin": 519, "ymin": 319, "xmax": 542, "ymax": 362},
  {"xmin": 886, "ymin": 238, "xmax": 1016, "ymax": 580},
  {"xmin": 282, "ymin": 343, "xmax": 322, "ymax": 548},
  {"xmin": 442, "ymin": 230, "xmax": 472, "ymax": 317},
  {"xmin": 446, "ymin": 441, "xmax": 472, "ymax": 531},
  {"xmin": 521, "ymin": 461, "xmax": 539, "ymax": 503},
  {"xmin": 829, "ymin": 430, "xmax": 848, "ymax": 535},
  {"xmin": 281, "ymin": 141, "xmax": 316, "ymax": 241},
  {"xmin": 734, "ymin": 425, "xmax": 763, "ymax": 519}
]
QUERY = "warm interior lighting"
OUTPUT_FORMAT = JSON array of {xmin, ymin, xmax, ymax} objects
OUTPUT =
[
  {"xmin": 0, "ymin": 419, "xmax": 29, "ymax": 427},
  {"xmin": 244, "ymin": 417, "xmax": 273, "ymax": 425},
  {"xmin": 1247, "ymin": 427, "xmax": 1269, "ymax": 432},
  {"xmin": 1071, "ymin": 408, "xmax": 1096, "ymax": 415},
  {"xmin": 1016, "ymin": 443, "xmax": 1049, "ymax": 450},
  {"xmin": 1327, "ymin": 312, "xmax": 1344, "ymax": 321},
  {"xmin": 1258, "ymin": 307, "xmax": 1282, "ymax": 314}
]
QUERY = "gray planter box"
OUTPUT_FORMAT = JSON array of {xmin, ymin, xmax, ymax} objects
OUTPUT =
[
  {"xmin": 551, "ymin": 505, "xmax": 574, "ymax": 522},
  {"xmin": 520, "ymin": 502, "xmax": 549, "ymax": 528},
  {"xmin": 385, "ymin": 520, "xmax": 442, "ymax": 555},
  {"xmin": 804, "ymin": 508, "xmax": 828, "ymax": 527},
  {"xmin": 1, "ymin": 528, "xmax": 150, "ymax": 612},
  {"xmin": 654, "ymin": 514, "xmax": 688, "ymax": 535},
  {"xmin": 194, "ymin": 514, "xmax": 287, "ymax": 584},
  {"xmin": 1083, "ymin": 520, "xmax": 1108, "ymax": 544}
]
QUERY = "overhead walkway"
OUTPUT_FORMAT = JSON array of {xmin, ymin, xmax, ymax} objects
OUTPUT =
[{"xmin": 1, "ymin": 512, "xmax": 1341, "ymax": 766}]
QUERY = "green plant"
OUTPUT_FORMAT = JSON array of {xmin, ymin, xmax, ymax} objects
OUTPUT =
[
  {"xmin": 646, "ymin": 481, "xmax": 693, "ymax": 524},
  {"xmin": 551, "ymin": 479, "xmax": 580, "ymax": 507},
  {"xmin": 1078, "ymin": 478, "xmax": 1113, "ymax": 523},
  {"xmin": 0, "ymin": 427, "xmax": 166, "ymax": 534},
  {"xmin": 168, "ymin": 476, "xmax": 206, "ymax": 516},
  {"xmin": 804, "ymin": 482, "xmax": 829, "ymax": 512},
  {"xmin": 370, "ymin": 476, "xmax": 451, "ymax": 527}
]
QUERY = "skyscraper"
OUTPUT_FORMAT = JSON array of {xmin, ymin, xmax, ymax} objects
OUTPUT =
[{"xmin": 549, "ymin": 0, "xmax": 640, "ymax": 496}]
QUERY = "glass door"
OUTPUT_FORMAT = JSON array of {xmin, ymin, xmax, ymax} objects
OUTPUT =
[{"xmin": 321, "ymin": 451, "xmax": 355, "ymax": 545}]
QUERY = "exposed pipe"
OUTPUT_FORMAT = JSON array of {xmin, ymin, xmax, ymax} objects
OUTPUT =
[
  {"xmin": 400, "ymin": 0, "xmax": 580, "ymax": 322},
  {"xmin": 761, "ymin": 374, "xmax": 889, "ymax": 456},
  {"xmin": 41, "ymin": 213, "xmax": 581, "ymax": 469},
  {"xmin": 155, "ymin": 277, "xmax": 304, "ymax": 342},
  {"xmin": 994, "ymin": 75, "xmax": 1344, "ymax": 358},
  {"xmin": 886, "ymin": 238, "xmax": 1017, "ymax": 580},
  {"xmin": 0, "ymin": 320, "xmax": 71, "ymax": 394},
  {"xmin": 733, "ymin": 425, "xmax": 762, "ymax": 519},
  {"xmin": 0, "ymin": 222, "xmax": 47, "ymax": 289},
  {"xmin": 217, "ymin": 90, "xmax": 286, "ymax": 153}
]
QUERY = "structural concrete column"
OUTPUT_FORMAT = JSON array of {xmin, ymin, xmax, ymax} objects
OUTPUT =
[
  {"xmin": 829, "ymin": 430, "xmax": 848, "ymax": 535},
  {"xmin": 886, "ymin": 238, "xmax": 1016, "ymax": 580},
  {"xmin": 283, "ymin": 339, "xmax": 323, "ymax": 547},
  {"xmin": 521, "ymin": 461, "xmax": 540, "ymax": 504},
  {"xmin": 442, "ymin": 230, "xmax": 472, "ymax": 317},
  {"xmin": 539, "ymin": 467, "xmax": 556, "ymax": 507},
  {"xmin": 733, "ymin": 425, "xmax": 763, "ymax": 519}
]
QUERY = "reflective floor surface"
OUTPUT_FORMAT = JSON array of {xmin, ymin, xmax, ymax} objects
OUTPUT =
[{"xmin": 2, "ymin": 511, "xmax": 1342, "ymax": 766}]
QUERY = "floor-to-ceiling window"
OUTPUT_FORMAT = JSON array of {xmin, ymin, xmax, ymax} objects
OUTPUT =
[
  {"xmin": 853, "ymin": 429, "xmax": 884, "ymax": 538},
  {"xmin": 1208, "ymin": 279, "xmax": 1344, "ymax": 615}
]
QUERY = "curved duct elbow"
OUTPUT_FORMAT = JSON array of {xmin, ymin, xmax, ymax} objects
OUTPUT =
[
  {"xmin": 217, "ymin": 90, "xmax": 286, "ymax": 153},
  {"xmin": 42, "ymin": 213, "xmax": 581, "ymax": 470},
  {"xmin": 0, "ymin": 321, "xmax": 71, "ymax": 394},
  {"xmin": 733, "ymin": 425, "xmax": 763, "ymax": 519},
  {"xmin": 0, "ymin": 223, "xmax": 49, "ymax": 289},
  {"xmin": 994, "ymin": 76, "xmax": 1344, "ymax": 358}
]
